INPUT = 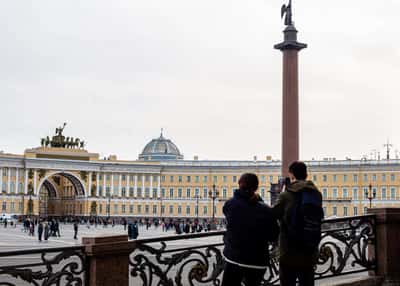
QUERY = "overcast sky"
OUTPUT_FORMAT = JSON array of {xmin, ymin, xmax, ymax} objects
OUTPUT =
[{"xmin": 1, "ymin": 0, "xmax": 399, "ymax": 161}]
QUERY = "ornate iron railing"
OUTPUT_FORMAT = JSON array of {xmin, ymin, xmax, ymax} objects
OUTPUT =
[
  {"xmin": 129, "ymin": 215, "xmax": 376, "ymax": 285},
  {"xmin": 0, "ymin": 246, "xmax": 87, "ymax": 286}
]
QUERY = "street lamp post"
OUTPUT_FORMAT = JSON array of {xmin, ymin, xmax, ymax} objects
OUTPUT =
[
  {"xmin": 365, "ymin": 184, "xmax": 376, "ymax": 209},
  {"xmin": 208, "ymin": 184, "xmax": 219, "ymax": 229},
  {"xmin": 194, "ymin": 194, "xmax": 201, "ymax": 222},
  {"xmin": 158, "ymin": 196, "xmax": 163, "ymax": 220},
  {"xmin": 107, "ymin": 192, "xmax": 111, "ymax": 220}
]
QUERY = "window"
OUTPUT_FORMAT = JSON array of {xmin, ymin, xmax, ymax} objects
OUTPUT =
[
  {"xmin": 213, "ymin": 176, "xmax": 217, "ymax": 183},
  {"xmin": 343, "ymin": 174, "xmax": 348, "ymax": 182},
  {"xmin": 363, "ymin": 207, "xmax": 368, "ymax": 214},
  {"xmin": 322, "ymin": 175, "xmax": 327, "ymax": 182},
  {"xmin": 195, "ymin": 188, "xmax": 199, "ymax": 197},
  {"xmin": 233, "ymin": 176, "xmax": 237, "ymax": 183},
  {"xmin": 343, "ymin": 207, "xmax": 348, "ymax": 216},
  {"xmin": 186, "ymin": 176, "xmax": 191, "ymax": 183},
  {"xmin": 137, "ymin": 205, "xmax": 142, "ymax": 213},
  {"xmin": 203, "ymin": 206, "xmax": 208, "ymax": 215},
  {"xmin": 114, "ymin": 204, "xmax": 118, "ymax": 213},
  {"xmin": 261, "ymin": 175, "xmax": 265, "ymax": 183},
  {"xmin": 382, "ymin": 174, "xmax": 386, "ymax": 182},
  {"xmin": 178, "ymin": 206, "xmax": 182, "ymax": 214},
  {"xmin": 269, "ymin": 176, "xmax": 273, "ymax": 183},
  {"xmin": 145, "ymin": 205, "xmax": 149, "ymax": 214},
  {"xmin": 353, "ymin": 174, "xmax": 358, "ymax": 183},
  {"xmin": 121, "ymin": 187, "xmax": 126, "ymax": 197},
  {"xmin": 129, "ymin": 187, "xmax": 134, "ymax": 197},
  {"xmin": 186, "ymin": 188, "xmax": 191, "ymax": 198},
  {"xmin": 145, "ymin": 175, "xmax": 150, "ymax": 182},
  {"xmin": 353, "ymin": 188, "xmax": 358, "ymax": 200},
  {"xmin": 343, "ymin": 188, "xmax": 348, "ymax": 198},
  {"xmin": 145, "ymin": 188, "xmax": 150, "ymax": 198},
  {"xmin": 332, "ymin": 188, "xmax": 338, "ymax": 199},
  {"xmin": 153, "ymin": 188, "xmax": 157, "ymax": 198},
  {"xmin": 161, "ymin": 188, "xmax": 166, "ymax": 197},
  {"xmin": 130, "ymin": 175, "xmax": 135, "ymax": 181},
  {"xmin": 106, "ymin": 187, "xmax": 111, "ymax": 196},
  {"xmin": 106, "ymin": 174, "xmax": 111, "ymax": 181},
  {"xmin": 203, "ymin": 188, "xmax": 208, "ymax": 198},
  {"xmin": 363, "ymin": 174, "xmax": 368, "ymax": 182},
  {"xmin": 333, "ymin": 174, "xmax": 337, "ymax": 182},
  {"xmin": 177, "ymin": 188, "xmax": 182, "ymax": 198},
  {"xmin": 353, "ymin": 207, "xmax": 358, "ymax": 216},
  {"xmin": 333, "ymin": 206, "xmax": 337, "ymax": 216},
  {"xmin": 322, "ymin": 188, "xmax": 328, "ymax": 198},
  {"xmin": 391, "ymin": 174, "xmax": 395, "ymax": 182},
  {"xmin": 18, "ymin": 202, "xmax": 22, "ymax": 211},
  {"xmin": 186, "ymin": 206, "xmax": 190, "ymax": 215},
  {"xmin": 222, "ymin": 188, "xmax": 227, "ymax": 198},
  {"xmin": 223, "ymin": 176, "xmax": 227, "ymax": 183},
  {"xmin": 129, "ymin": 205, "xmax": 134, "ymax": 214},
  {"xmin": 169, "ymin": 188, "xmax": 174, "ymax": 198},
  {"xmin": 137, "ymin": 188, "xmax": 142, "ymax": 198},
  {"xmin": 161, "ymin": 175, "xmax": 166, "ymax": 182},
  {"xmin": 372, "ymin": 174, "xmax": 376, "ymax": 182},
  {"xmin": 99, "ymin": 204, "xmax": 103, "ymax": 213},
  {"xmin": 195, "ymin": 176, "xmax": 200, "ymax": 183},
  {"xmin": 113, "ymin": 174, "xmax": 119, "ymax": 181},
  {"xmin": 10, "ymin": 202, "xmax": 14, "ymax": 212},
  {"xmin": 169, "ymin": 205, "xmax": 173, "ymax": 214},
  {"xmin": 178, "ymin": 176, "xmax": 182, "ymax": 183},
  {"xmin": 122, "ymin": 204, "xmax": 126, "ymax": 213},
  {"xmin": 153, "ymin": 205, "xmax": 157, "ymax": 214},
  {"xmin": 170, "ymin": 176, "xmax": 174, "ymax": 182},
  {"xmin": 313, "ymin": 175, "xmax": 317, "ymax": 182},
  {"xmin": 203, "ymin": 176, "xmax": 208, "ymax": 183},
  {"xmin": 161, "ymin": 205, "xmax": 165, "ymax": 214},
  {"xmin": 122, "ymin": 175, "xmax": 126, "ymax": 181},
  {"xmin": 363, "ymin": 187, "xmax": 368, "ymax": 198},
  {"xmin": 391, "ymin": 187, "xmax": 396, "ymax": 199},
  {"xmin": 382, "ymin": 187, "xmax": 387, "ymax": 199}
]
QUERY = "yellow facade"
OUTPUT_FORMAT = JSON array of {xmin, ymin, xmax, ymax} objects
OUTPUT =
[{"xmin": 1, "ymin": 138, "xmax": 400, "ymax": 220}]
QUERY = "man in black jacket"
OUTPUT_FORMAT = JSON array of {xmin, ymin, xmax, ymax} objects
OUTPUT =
[{"xmin": 222, "ymin": 173, "xmax": 279, "ymax": 286}]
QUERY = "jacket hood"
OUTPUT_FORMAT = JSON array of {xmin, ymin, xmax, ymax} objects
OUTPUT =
[
  {"xmin": 234, "ymin": 188, "xmax": 263, "ymax": 203},
  {"xmin": 287, "ymin": 180, "xmax": 318, "ymax": 193}
]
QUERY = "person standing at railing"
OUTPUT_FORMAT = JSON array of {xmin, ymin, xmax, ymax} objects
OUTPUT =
[
  {"xmin": 221, "ymin": 173, "xmax": 279, "ymax": 286},
  {"xmin": 273, "ymin": 161, "xmax": 324, "ymax": 286}
]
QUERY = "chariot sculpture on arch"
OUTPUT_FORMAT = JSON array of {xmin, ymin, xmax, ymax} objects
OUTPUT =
[{"xmin": 40, "ymin": 123, "xmax": 86, "ymax": 149}]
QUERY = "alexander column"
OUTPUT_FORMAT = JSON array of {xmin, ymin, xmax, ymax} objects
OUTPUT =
[{"xmin": 274, "ymin": 0, "xmax": 307, "ymax": 178}]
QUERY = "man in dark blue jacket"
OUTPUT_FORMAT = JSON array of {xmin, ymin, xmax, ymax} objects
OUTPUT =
[{"xmin": 222, "ymin": 173, "xmax": 279, "ymax": 286}]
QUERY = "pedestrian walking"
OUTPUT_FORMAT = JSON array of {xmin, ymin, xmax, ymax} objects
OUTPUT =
[
  {"xmin": 273, "ymin": 161, "xmax": 324, "ymax": 286},
  {"xmin": 37, "ymin": 221, "xmax": 43, "ymax": 242},
  {"xmin": 44, "ymin": 222, "xmax": 49, "ymax": 241},
  {"xmin": 221, "ymin": 173, "xmax": 279, "ymax": 286},
  {"xmin": 73, "ymin": 221, "xmax": 78, "ymax": 240}
]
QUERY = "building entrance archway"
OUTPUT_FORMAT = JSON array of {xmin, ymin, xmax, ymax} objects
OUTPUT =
[{"xmin": 37, "ymin": 172, "xmax": 86, "ymax": 218}]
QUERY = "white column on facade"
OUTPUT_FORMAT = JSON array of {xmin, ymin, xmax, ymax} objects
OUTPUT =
[
  {"xmin": 7, "ymin": 168, "xmax": 11, "ymax": 194},
  {"xmin": 103, "ymin": 172, "xmax": 106, "ymax": 197},
  {"xmin": 0, "ymin": 168, "xmax": 3, "ymax": 193},
  {"xmin": 96, "ymin": 173, "xmax": 100, "ymax": 196},
  {"xmin": 111, "ymin": 173, "xmax": 115, "ymax": 196},
  {"xmin": 126, "ymin": 174, "xmax": 130, "ymax": 197},
  {"xmin": 24, "ymin": 169, "xmax": 28, "ymax": 194},
  {"xmin": 150, "ymin": 175, "xmax": 153, "ymax": 198},
  {"xmin": 157, "ymin": 175, "xmax": 161, "ymax": 198},
  {"xmin": 118, "ymin": 174, "xmax": 122, "ymax": 197},
  {"xmin": 134, "ymin": 175, "xmax": 138, "ymax": 197},
  {"xmin": 33, "ymin": 169, "xmax": 37, "ymax": 195},
  {"xmin": 142, "ymin": 175, "xmax": 145, "ymax": 197},
  {"xmin": 87, "ymin": 172, "xmax": 92, "ymax": 198},
  {"xmin": 15, "ymin": 168, "xmax": 19, "ymax": 194}
]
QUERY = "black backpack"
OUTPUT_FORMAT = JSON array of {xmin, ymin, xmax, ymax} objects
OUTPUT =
[{"xmin": 286, "ymin": 188, "xmax": 323, "ymax": 251}]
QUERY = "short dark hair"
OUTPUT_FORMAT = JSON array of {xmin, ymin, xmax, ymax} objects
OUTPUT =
[
  {"xmin": 289, "ymin": 161, "xmax": 308, "ymax": 180},
  {"xmin": 239, "ymin": 173, "xmax": 259, "ymax": 192}
]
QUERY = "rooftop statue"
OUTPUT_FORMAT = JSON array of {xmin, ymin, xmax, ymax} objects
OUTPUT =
[
  {"xmin": 40, "ymin": 123, "xmax": 86, "ymax": 150},
  {"xmin": 281, "ymin": 0, "xmax": 293, "ymax": 26}
]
